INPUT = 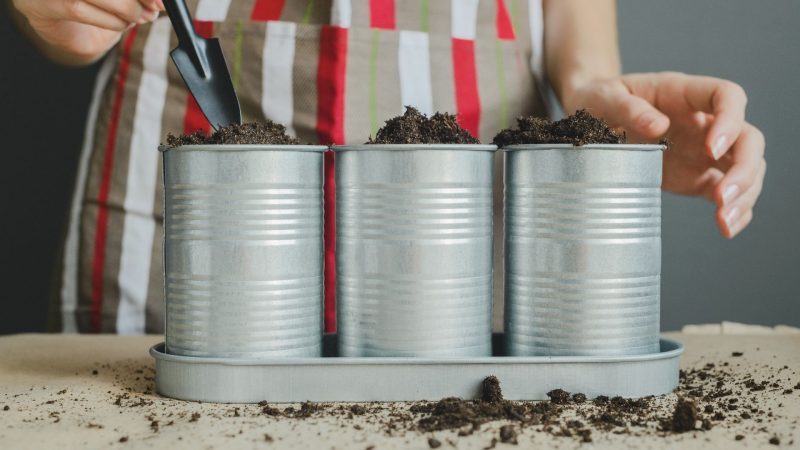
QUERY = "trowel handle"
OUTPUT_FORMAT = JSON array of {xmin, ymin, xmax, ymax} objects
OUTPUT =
[
  {"xmin": 163, "ymin": 0, "xmax": 209, "ymax": 77},
  {"xmin": 163, "ymin": 0, "xmax": 196, "ymax": 45}
]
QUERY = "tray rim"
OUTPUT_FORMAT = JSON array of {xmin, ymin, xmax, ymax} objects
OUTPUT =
[{"xmin": 150, "ymin": 337, "xmax": 683, "ymax": 366}]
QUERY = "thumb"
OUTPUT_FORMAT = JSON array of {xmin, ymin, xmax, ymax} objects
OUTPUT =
[{"xmin": 602, "ymin": 88, "xmax": 670, "ymax": 140}]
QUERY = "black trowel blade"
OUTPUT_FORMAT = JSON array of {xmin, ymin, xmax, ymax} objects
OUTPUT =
[{"xmin": 171, "ymin": 37, "xmax": 241, "ymax": 130}]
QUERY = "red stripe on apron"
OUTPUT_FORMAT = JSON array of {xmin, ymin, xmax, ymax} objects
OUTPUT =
[
  {"xmin": 316, "ymin": 25, "xmax": 348, "ymax": 332},
  {"xmin": 496, "ymin": 0, "xmax": 516, "ymax": 40},
  {"xmin": 90, "ymin": 28, "xmax": 139, "ymax": 333},
  {"xmin": 182, "ymin": 21, "xmax": 214, "ymax": 134},
  {"xmin": 251, "ymin": 0, "xmax": 285, "ymax": 22},
  {"xmin": 452, "ymin": 38, "xmax": 481, "ymax": 138},
  {"xmin": 369, "ymin": 0, "xmax": 396, "ymax": 29}
]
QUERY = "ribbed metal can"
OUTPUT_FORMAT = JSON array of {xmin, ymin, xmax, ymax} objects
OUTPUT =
[
  {"xmin": 504, "ymin": 144, "xmax": 666, "ymax": 356},
  {"xmin": 161, "ymin": 144, "xmax": 326, "ymax": 358},
  {"xmin": 335, "ymin": 144, "xmax": 497, "ymax": 357}
]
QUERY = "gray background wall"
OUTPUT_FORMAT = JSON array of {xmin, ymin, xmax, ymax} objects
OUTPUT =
[
  {"xmin": 618, "ymin": 0, "xmax": 799, "ymax": 329},
  {"xmin": 0, "ymin": 1, "xmax": 797, "ymax": 334}
]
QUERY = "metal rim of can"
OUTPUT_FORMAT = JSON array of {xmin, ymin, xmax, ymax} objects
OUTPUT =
[
  {"xmin": 158, "ymin": 144, "xmax": 329, "ymax": 153},
  {"xmin": 150, "ymin": 339, "xmax": 683, "ymax": 365},
  {"xmin": 501, "ymin": 144, "xmax": 666, "ymax": 152},
  {"xmin": 333, "ymin": 144, "xmax": 498, "ymax": 152}
]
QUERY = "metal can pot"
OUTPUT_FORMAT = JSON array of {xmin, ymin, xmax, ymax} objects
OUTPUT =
[
  {"xmin": 503, "ymin": 144, "xmax": 666, "ymax": 356},
  {"xmin": 161, "ymin": 144, "xmax": 326, "ymax": 358},
  {"xmin": 335, "ymin": 144, "xmax": 497, "ymax": 357}
]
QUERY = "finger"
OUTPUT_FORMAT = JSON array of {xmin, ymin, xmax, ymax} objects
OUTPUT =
[
  {"xmin": 682, "ymin": 75, "xmax": 748, "ymax": 160},
  {"xmin": 56, "ymin": 1, "xmax": 131, "ymax": 31},
  {"xmin": 598, "ymin": 84, "xmax": 671, "ymax": 139},
  {"xmin": 720, "ymin": 159, "xmax": 766, "ymax": 217},
  {"xmin": 718, "ymin": 207, "xmax": 753, "ymax": 239},
  {"xmin": 85, "ymin": 0, "xmax": 152, "ymax": 23},
  {"xmin": 713, "ymin": 124, "xmax": 766, "ymax": 207},
  {"xmin": 694, "ymin": 167, "xmax": 725, "ymax": 202},
  {"xmin": 139, "ymin": 0, "xmax": 163, "ymax": 11}
]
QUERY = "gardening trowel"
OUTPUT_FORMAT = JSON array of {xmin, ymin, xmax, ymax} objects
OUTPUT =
[{"xmin": 163, "ymin": 0, "xmax": 241, "ymax": 130}]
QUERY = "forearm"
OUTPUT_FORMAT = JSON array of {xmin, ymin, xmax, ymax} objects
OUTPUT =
[{"xmin": 542, "ymin": 0, "xmax": 621, "ymax": 110}]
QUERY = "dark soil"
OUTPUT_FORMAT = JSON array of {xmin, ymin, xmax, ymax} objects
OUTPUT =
[
  {"xmin": 670, "ymin": 397, "xmax": 699, "ymax": 432},
  {"xmin": 547, "ymin": 389, "xmax": 571, "ymax": 405},
  {"xmin": 367, "ymin": 106, "xmax": 480, "ymax": 145},
  {"xmin": 166, "ymin": 121, "xmax": 300, "ymax": 147},
  {"xmin": 499, "ymin": 425, "xmax": 517, "ymax": 444},
  {"xmin": 492, "ymin": 109, "xmax": 625, "ymax": 147},
  {"xmin": 482, "ymin": 376, "xmax": 503, "ymax": 403}
]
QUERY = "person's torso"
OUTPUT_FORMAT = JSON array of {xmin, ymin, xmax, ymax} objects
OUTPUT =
[{"xmin": 52, "ymin": 0, "xmax": 547, "ymax": 334}]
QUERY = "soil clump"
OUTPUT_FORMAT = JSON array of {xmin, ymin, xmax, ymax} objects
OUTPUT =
[
  {"xmin": 166, "ymin": 121, "xmax": 300, "ymax": 147},
  {"xmin": 492, "ymin": 109, "xmax": 625, "ymax": 147},
  {"xmin": 368, "ymin": 106, "xmax": 480, "ymax": 145}
]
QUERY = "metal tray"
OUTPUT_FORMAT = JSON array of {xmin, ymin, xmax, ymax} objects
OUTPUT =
[{"xmin": 151, "ymin": 334, "xmax": 683, "ymax": 403}]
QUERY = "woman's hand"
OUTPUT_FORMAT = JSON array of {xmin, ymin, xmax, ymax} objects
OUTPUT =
[
  {"xmin": 9, "ymin": 0, "xmax": 164, "ymax": 65},
  {"xmin": 561, "ymin": 72, "xmax": 766, "ymax": 239}
]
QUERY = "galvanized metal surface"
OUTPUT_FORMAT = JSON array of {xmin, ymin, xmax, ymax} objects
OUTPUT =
[
  {"xmin": 150, "ymin": 334, "xmax": 683, "ymax": 403},
  {"xmin": 161, "ymin": 145, "xmax": 326, "ymax": 358},
  {"xmin": 504, "ymin": 144, "xmax": 667, "ymax": 357},
  {"xmin": 334, "ymin": 145, "xmax": 497, "ymax": 357}
]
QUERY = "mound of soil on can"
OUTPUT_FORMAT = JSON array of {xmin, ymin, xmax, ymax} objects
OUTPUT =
[
  {"xmin": 166, "ymin": 121, "xmax": 300, "ymax": 147},
  {"xmin": 368, "ymin": 106, "xmax": 480, "ymax": 145},
  {"xmin": 492, "ymin": 109, "xmax": 625, "ymax": 147}
]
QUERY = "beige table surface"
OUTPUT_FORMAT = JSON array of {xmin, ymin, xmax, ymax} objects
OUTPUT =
[{"xmin": 1, "ymin": 332, "xmax": 798, "ymax": 449}]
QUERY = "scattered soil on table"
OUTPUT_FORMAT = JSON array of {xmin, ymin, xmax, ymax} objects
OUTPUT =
[
  {"xmin": 492, "ymin": 109, "xmax": 625, "ymax": 147},
  {"xmin": 367, "ymin": 106, "xmax": 480, "ymax": 145},
  {"xmin": 165, "ymin": 121, "xmax": 300, "ymax": 147},
  {"xmin": 7, "ymin": 355, "xmax": 795, "ymax": 448}
]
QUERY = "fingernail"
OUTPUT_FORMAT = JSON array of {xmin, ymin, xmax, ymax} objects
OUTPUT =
[
  {"xmin": 721, "ymin": 185, "xmax": 740, "ymax": 205},
  {"xmin": 724, "ymin": 207, "xmax": 741, "ymax": 230},
  {"xmin": 142, "ymin": 9, "xmax": 158, "ymax": 22},
  {"xmin": 712, "ymin": 135, "xmax": 728, "ymax": 160}
]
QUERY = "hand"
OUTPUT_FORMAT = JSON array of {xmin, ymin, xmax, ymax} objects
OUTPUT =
[
  {"xmin": 561, "ymin": 72, "xmax": 766, "ymax": 239},
  {"xmin": 10, "ymin": 0, "xmax": 165, "ymax": 65}
]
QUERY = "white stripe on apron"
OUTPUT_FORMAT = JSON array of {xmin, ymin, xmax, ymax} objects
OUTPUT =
[
  {"xmin": 331, "ymin": 0, "xmax": 352, "ymax": 28},
  {"xmin": 60, "ymin": 54, "xmax": 118, "ymax": 333},
  {"xmin": 527, "ymin": 0, "xmax": 559, "ymax": 119},
  {"xmin": 195, "ymin": 0, "xmax": 232, "ymax": 21},
  {"xmin": 528, "ymin": 0, "xmax": 544, "ymax": 81},
  {"xmin": 398, "ymin": 31, "xmax": 434, "ymax": 116},
  {"xmin": 116, "ymin": 18, "xmax": 171, "ymax": 335},
  {"xmin": 262, "ymin": 21, "xmax": 297, "ymax": 137},
  {"xmin": 451, "ymin": 0, "xmax": 480, "ymax": 40}
]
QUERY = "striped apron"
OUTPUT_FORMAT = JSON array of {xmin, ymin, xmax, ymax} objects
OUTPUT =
[{"xmin": 52, "ymin": 0, "xmax": 548, "ymax": 334}]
